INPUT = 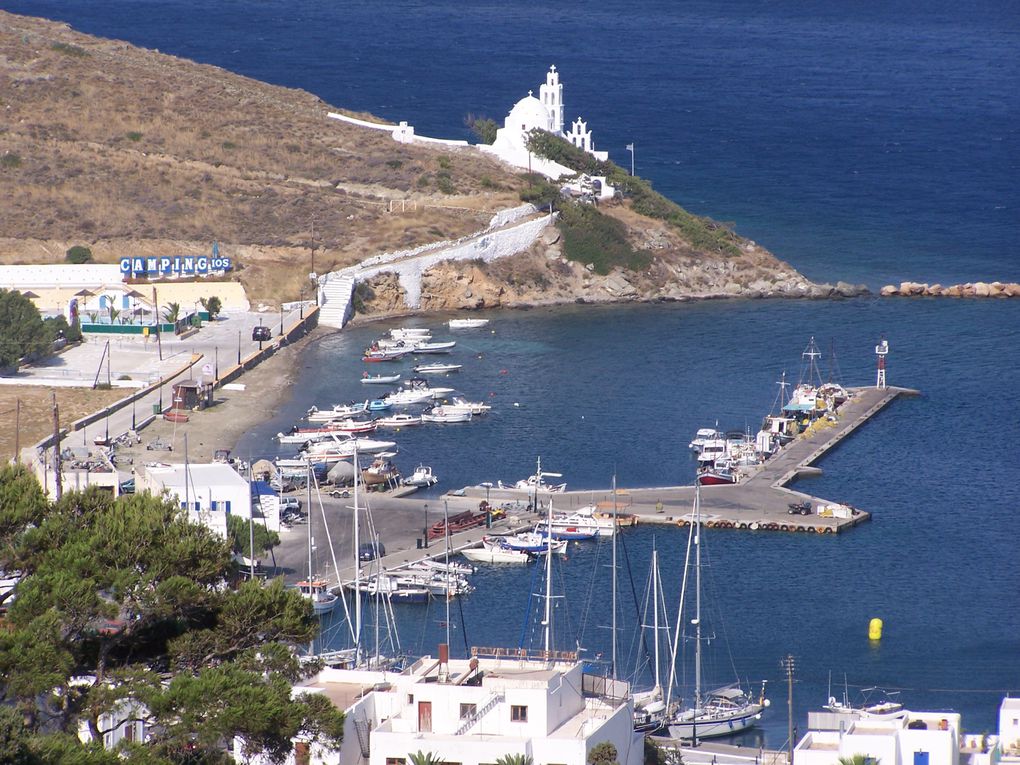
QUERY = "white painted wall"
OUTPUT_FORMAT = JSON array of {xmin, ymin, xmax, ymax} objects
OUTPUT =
[{"xmin": 0, "ymin": 264, "xmax": 123, "ymax": 288}]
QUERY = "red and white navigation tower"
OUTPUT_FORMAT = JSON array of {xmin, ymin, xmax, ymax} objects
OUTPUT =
[{"xmin": 875, "ymin": 337, "xmax": 889, "ymax": 389}]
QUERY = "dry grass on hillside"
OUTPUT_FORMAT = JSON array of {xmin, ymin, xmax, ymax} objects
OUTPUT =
[
  {"xmin": 0, "ymin": 387, "xmax": 126, "ymax": 462},
  {"xmin": 0, "ymin": 11, "xmax": 525, "ymax": 303}
]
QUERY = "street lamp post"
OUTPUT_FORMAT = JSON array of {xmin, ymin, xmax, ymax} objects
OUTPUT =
[
  {"xmin": 424, "ymin": 503, "xmax": 429, "ymax": 549},
  {"xmin": 237, "ymin": 330, "xmax": 241, "ymax": 364}
]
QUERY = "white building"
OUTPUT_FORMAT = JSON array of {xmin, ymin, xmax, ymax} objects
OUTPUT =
[
  {"xmin": 236, "ymin": 648, "xmax": 643, "ymax": 765},
  {"xmin": 795, "ymin": 710, "xmax": 962, "ymax": 765},
  {"xmin": 483, "ymin": 66, "xmax": 610, "ymax": 180},
  {"xmin": 136, "ymin": 462, "xmax": 252, "ymax": 538}
]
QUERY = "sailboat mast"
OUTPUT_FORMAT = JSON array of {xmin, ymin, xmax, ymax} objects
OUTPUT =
[
  {"xmin": 611, "ymin": 472, "xmax": 618, "ymax": 681},
  {"xmin": 444, "ymin": 499, "xmax": 452, "ymax": 650},
  {"xmin": 543, "ymin": 491, "xmax": 554, "ymax": 659},
  {"xmin": 353, "ymin": 444, "xmax": 361, "ymax": 663},
  {"xmin": 694, "ymin": 480, "xmax": 703, "ymax": 709},
  {"xmin": 652, "ymin": 546, "xmax": 661, "ymax": 693}
]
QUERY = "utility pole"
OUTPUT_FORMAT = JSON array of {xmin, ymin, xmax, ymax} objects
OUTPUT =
[
  {"xmin": 152, "ymin": 286, "xmax": 163, "ymax": 361},
  {"xmin": 781, "ymin": 654, "xmax": 796, "ymax": 764},
  {"xmin": 51, "ymin": 391, "xmax": 62, "ymax": 500},
  {"xmin": 14, "ymin": 398, "xmax": 21, "ymax": 463}
]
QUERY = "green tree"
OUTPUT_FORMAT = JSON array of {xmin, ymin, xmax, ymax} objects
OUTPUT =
[
  {"xmin": 199, "ymin": 296, "xmax": 222, "ymax": 319},
  {"xmin": 107, "ymin": 305, "xmax": 121, "ymax": 325},
  {"xmin": 0, "ymin": 289, "xmax": 51, "ymax": 370},
  {"xmin": 0, "ymin": 475, "xmax": 345, "ymax": 763},
  {"xmin": 161, "ymin": 302, "xmax": 181, "ymax": 325},
  {"xmin": 588, "ymin": 742, "xmax": 620, "ymax": 765},
  {"xmin": 838, "ymin": 756, "xmax": 876, "ymax": 765},
  {"xmin": 65, "ymin": 245, "xmax": 93, "ymax": 264},
  {"xmin": 465, "ymin": 114, "xmax": 498, "ymax": 145},
  {"xmin": 227, "ymin": 515, "xmax": 280, "ymax": 561}
]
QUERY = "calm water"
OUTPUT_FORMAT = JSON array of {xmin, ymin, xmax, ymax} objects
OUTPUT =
[{"xmin": 11, "ymin": 0, "xmax": 1020, "ymax": 742}]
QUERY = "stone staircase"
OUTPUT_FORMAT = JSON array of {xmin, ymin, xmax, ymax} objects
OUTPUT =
[
  {"xmin": 318, "ymin": 273, "xmax": 356, "ymax": 329},
  {"xmin": 454, "ymin": 691, "xmax": 505, "ymax": 735}
]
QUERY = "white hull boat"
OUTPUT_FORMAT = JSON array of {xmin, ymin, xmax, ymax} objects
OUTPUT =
[
  {"xmin": 374, "ymin": 413, "xmax": 423, "ymax": 428},
  {"xmin": 383, "ymin": 389, "xmax": 435, "ymax": 406},
  {"xmin": 666, "ymin": 689, "xmax": 765, "ymax": 740},
  {"xmin": 445, "ymin": 397, "xmax": 491, "ymax": 415},
  {"xmin": 413, "ymin": 363, "xmax": 462, "ymax": 374},
  {"xmin": 448, "ymin": 318, "xmax": 489, "ymax": 329},
  {"xmin": 303, "ymin": 435, "xmax": 397, "ymax": 457},
  {"xmin": 297, "ymin": 580, "xmax": 339, "ymax": 615},
  {"xmin": 403, "ymin": 465, "xmax": 439, "ymax": 488},
  {"xmin": 461, "ymin": 540, "xmax": 532, "ymax": 564},
  {"xmin": 306, "ymin": 402, "xmax": 368, "ymax": 422},
  {"xmin": 389, "ymin": 327, "xmax": 432, "ymax": 341},
  {"xmin": 361, "ymin": 373, "xmax": 401, "ymax": 384},
  {"xmin": 413, "ymin": 340, "xmax": 456, "ymax": 353},
  {"xmin": 421, "ymin": 407, "xmax": 472, "ymax": 424}
]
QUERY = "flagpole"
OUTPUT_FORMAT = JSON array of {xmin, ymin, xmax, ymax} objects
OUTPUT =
[{"xmin": 626, "ymin": 143, "xmax": 635, "ymax": 176}]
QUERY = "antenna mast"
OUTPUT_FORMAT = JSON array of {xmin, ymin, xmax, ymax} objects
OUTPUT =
[{"xmin": 875, "ymin": 337, "xmax": 889, "ymax": 389}]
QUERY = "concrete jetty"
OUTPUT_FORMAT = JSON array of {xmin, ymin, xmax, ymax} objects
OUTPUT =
[{"xmin": 271, "ymin": 384, "xmax": 918, "ymax": 589}]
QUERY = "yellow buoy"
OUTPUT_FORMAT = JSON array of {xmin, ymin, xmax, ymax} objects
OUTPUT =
[{"xmin": 868, "ymin": 617, "xmax": 883, "ymax": 640}]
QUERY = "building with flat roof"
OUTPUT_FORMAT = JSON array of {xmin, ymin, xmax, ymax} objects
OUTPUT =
[
  {"xmin": 137, "ymin": 462, "xmax": 251, "ymax": 537},
  {"xmin": 795, "ymin": 710, "xmax": 962, "ymax": 765},
  {"xmin": 234, "ymin": 647, "xmax": 643, "ymax": 765}
]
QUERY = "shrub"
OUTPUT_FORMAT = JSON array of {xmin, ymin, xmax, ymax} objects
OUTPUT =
[
  {"xmin": 51, "ymin": 41, "xmax": 88, "ymax": 57},
  {"xmin": 437, "ymin": 155, "xmax": 452, "ymax": 170},
  {"xmin": 526, "ymin": 129, "xmax": 612, "ymax": 176},
  {"xmin": 557, "ymin": 201, "xmax": 651, "ymax": 274},
  {"xmin": 200, "ymin": 296, "xmax": 222, "ymax": 319},
  {"xmin": 222, "ymin": 141, "xmax": 237, "ymax": 150},
  {"xmin": 126, "ymin": 131, "xmax": 143, "ymax": 142},
  {"xmin": 65, "ymin": 245, "xmax": 93, "ymax": 264},
  {"xmin": 385, "ymin": 159, "xmax": 404, "ymax": 169},
  {"xmin": 518, "ymin": 173, "xmax": 560, "ymax": 208},
  {"xmin": 465, "ymin": 113, "xmax": 498, "ymax": 145},
  {"xmin": 0, "ymin": 152, "xmax": 21, "ymax": 169},
  {"xmin": 436, "ymin": 171, "xmax": 456, "ymax": 195}
]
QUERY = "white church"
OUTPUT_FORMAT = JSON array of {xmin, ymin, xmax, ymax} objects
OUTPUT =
[{"xmin": 481, "ymin": 65, "xmax": 610, "ymax": 180}]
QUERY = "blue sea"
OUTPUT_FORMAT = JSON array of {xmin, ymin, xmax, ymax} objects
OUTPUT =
[{"xmin": 10, "ymin": 0, "xmax": 1019, "ymax": 744}]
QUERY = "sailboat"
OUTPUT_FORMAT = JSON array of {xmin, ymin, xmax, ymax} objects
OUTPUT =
[
  {"xmin": 296, "ymin": 464, "xmax": 339, "ymax": 615},
  {"xmin": 664, "ymin": 481, "xmax": 768, "ymax": 740},
  {"xmin": 632, "ymin": 545, "xmax": 670, "ymax": 733}
]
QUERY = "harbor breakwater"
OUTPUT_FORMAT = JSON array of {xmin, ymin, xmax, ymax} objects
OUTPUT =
[{"xmin": 880, "ymin": 281, "xmax": 1020, "ymax": 297}]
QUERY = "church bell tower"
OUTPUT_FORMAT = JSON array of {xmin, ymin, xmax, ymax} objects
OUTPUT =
[{"xmin": 539, "ymin": 65, "xmax": 564, "ymax": 134}]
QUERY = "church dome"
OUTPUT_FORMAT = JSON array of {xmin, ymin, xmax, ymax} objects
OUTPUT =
[{"xmin": 505, "ymin": 94, "xmax": 550, "ymax": 132}]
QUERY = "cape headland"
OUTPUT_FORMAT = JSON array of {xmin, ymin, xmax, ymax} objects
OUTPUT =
[{"xmin": 0, "ymin": 10, "xmax": 867, "ymax": 319}]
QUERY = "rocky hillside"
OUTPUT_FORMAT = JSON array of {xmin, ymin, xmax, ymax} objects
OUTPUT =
[{"xmin": 0, "ymin": 11, "xmax": 854, "ymax": 313}]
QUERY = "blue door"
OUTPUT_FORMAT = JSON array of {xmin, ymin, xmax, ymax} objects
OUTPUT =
[{"xmin": 914, "ymin": 752, "xmax": 930, "ymax": 765}]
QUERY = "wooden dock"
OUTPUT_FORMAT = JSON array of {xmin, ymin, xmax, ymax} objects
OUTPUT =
[{"xmin": 272, "ymin": 385, "xmax": 918, "ymax": 588}]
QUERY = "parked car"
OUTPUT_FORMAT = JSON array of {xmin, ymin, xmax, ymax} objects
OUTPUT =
[
  {"xmin": 280, "ymin": 497, "xmax": 302, "ymax": 512},
  {"xmin": 252, "ymin": 325, "xmax": 272, "ymax": 341},
  {"xmin": 358, "ymin": 541, "xmax": 385, "ymax": 562}
]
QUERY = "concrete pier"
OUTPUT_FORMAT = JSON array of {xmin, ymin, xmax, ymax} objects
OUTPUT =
[{"xmin": 271, "ymin": 384, "xmax": 918, "ymax": 589}]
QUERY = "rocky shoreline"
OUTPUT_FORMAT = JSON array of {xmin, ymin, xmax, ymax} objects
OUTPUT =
[{"xmin": 880, "ymin": 281, "xmax": 1020, "ymax": 298}]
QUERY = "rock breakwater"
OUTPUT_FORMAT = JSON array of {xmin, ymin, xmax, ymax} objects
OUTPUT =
[{"xmin": 880, "ymin": 281, "xmax": 1020, "ymax": 298}]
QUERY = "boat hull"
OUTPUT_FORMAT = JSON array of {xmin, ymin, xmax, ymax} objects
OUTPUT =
[{"xmin": 666, "ymin": 704, "xmax": 764, "ymax": 740}]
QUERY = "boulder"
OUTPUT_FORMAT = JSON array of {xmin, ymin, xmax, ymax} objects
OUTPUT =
[
  {"xmin": 924, "ymin": 283, "xmax": 943, "ymax": 296},
  {"xmin": 974, "ymin": 281, "xmax": 990, "ymax": 297},
  {"xmin": 943, "ymin": 284, "xmax": 963, "ymax": 297},
  {"xmin": 1005, "ymin": 283, "xmax": 1020, "ymax": 297},
  {"xmin": 880, "ymin": 285, "xmax": 899, "ymax": 296}
]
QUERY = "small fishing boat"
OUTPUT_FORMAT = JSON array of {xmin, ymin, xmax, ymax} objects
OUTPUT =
[
  {"xmin": 389, "ymin": 327, "xmax": 432, "ymax": 340},
  {"xmin": 374, "ymin": 413, "xmax": 423, "ymax": 428},
  {"xmin": 688, "ymin": 427, "xmax": 723, "ymax": 453},
  {"xmin": 306, "ymin": 402, "xmax": 368, "ymax": 422},
  {"xmin": 403, "ymin": 465, "xmax": 439, "ymax": 488},
  {"xmin": 363, "ymin": 348, "xmax": 406, "ymax": 362},
  {"xmin": 383, "ymin": 388, "xmax": 435, "ymax": 406},
  {"xmin": 361, "ymin": 372, "xmax": 401, "ymax": 384},
  {"xmin": 461, "ymin": 538, "xmax": 532, "ymax": 564},
  {"xmin": 413, "ymin": 363, "xmax": 462, "ymax": 374},
  {"xmin": 366, "ymin": 399, "xmax": 391, "ymax": 412},
  {"xmin": 697, "ymin": 465, "xmax": 738, "ymax": 486},
  {"xmin": 295, "ymin": 580, "xmax": 339, "ymax": 615},
  {"xmin": 421, "ymin": 406, "xmax": 473, "ymax": 424},
  {"xmin": 448, "ymin": 318, "xmax": 489, "ymax": 329},
  {"xmin": 303, "ymin": 433, "xmax": 397, "ymax": 457}
]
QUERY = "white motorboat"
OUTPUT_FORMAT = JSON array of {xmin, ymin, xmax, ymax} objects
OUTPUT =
[
  {"xmin": 823, "ymin": 684, "xmax": 906, "ymax": 721},
  {"xmin": 461, "ymin": 538, "xmax": 532, "ymax": 564},
  {"xmin": 688, "ymin": 427, "xmax": 723, "ymax": 453},
  {"xmin": 448, "ymin": 318, "xmax": 489, "ymax": 329},
  {"xmin": 421, "ymin": 406, "xmax": 472, "ymax": 424},
  {"xmin": 383, "ymin": 388, "xmax": 435, "ymax": 406},
  {"xmin": 664, "ymin": 481, "xmax": 768, "ymax": 741},
  {"xmin": 403, "ymin": 465, "xmax": 439, "ymax": 488},
  {"xmin": 444, "ymin": 397, "xmax": 491, "ymax": 415},
  {"xmin": 491, "ymin": 532, "xmax": 567, "ymax": 554},
  {"xmin": 362, "ymin": 347, "xmax": 407, "ymax": 362},
  {"xmin": 412, "ymin": 340, "xmax": 456, "ymax": 354},
  {"xmin": 402, "ymin": 377, "xmax": 455, "ymax": 399},
  {"xmin": 361, "ymin": 373, "xmax": 401, "ymax": 385},
  {"xmin": 406, "ymin": 559, "xmax": 475, "ymax": 576},
  {"xmin": 413, "ymin": 363, "xmax": 462, "ymax": 374},
  {"xmin": 534, "ymin": 511, "xmax": 602, "ymax": 540},
  {"xmin": 346, "ymin": 574, "xmax": 431, "ymax": 604},
  {"xmin": 374, "ymin": 413, "xmax": 423, "ymax": 428},
  {"xmin": 306, "ymin": 402, "xmax": 367, "ymax": 422},
  {"xmin": 303, "ymin": 433, "xmax": 397, "ymax": 457},
  {"xmin": 501, "ymin": 474, "xmax": 567, "ymax": 493},
  {"xmin": 389, "ymin": 327, "xmax": 432, "ymax": 340}
]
